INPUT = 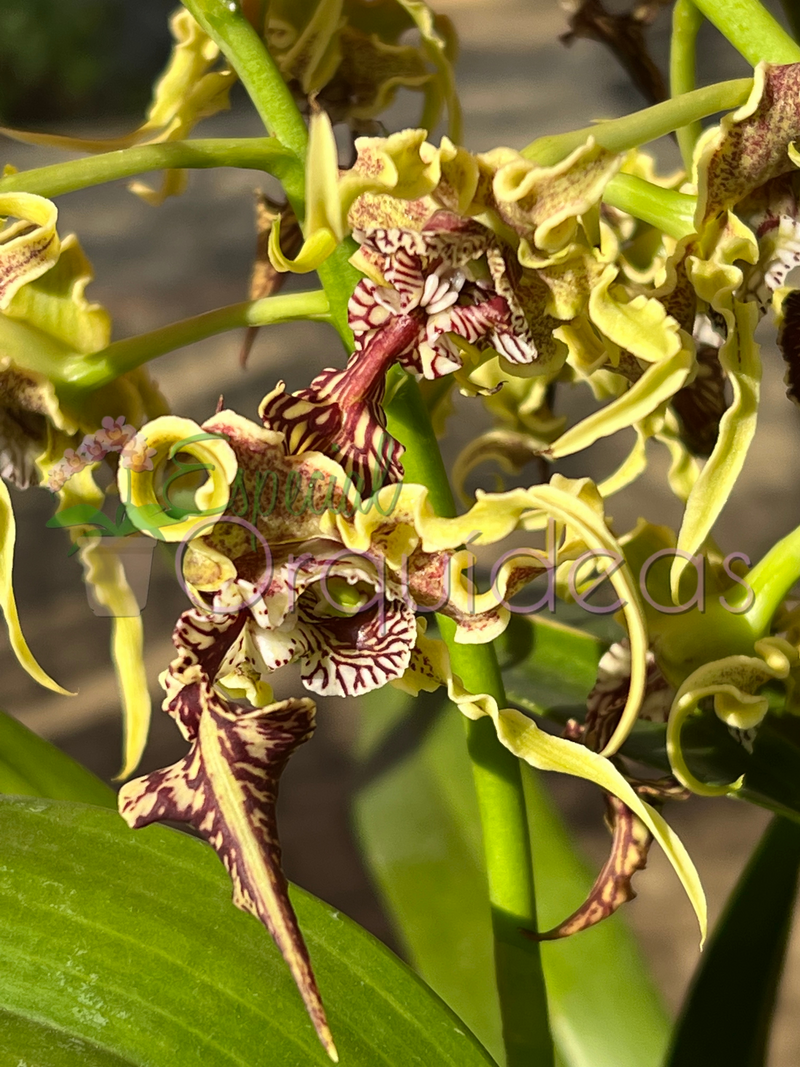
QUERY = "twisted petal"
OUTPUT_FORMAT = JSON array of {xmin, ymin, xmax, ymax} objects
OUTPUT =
[
  {"xmin": 118, "ymin": 694, "xmax": 335, "ymax": 1059},
  {"xmin": 672, "ymin": 301, "xmax": 761, "ymax": 597},
  {"xmin": 667, "ymin": 636, "xmax": 798, "ymax": 796},
  {"xmin": 0, "ymin": 478, "xmax": 69, "ymax": 693},
  {"xmin": 529, "ymin": 795, "xmax": 651, "ymax": 940},
  {"xmin": 325, "ymin": 474, "xmax": 648, "ymax": 754},
  {"xmin": 548, "ymin": 347, "xmax": 694, "ymax": 460},
  {"xmin": 0, "ymin": 193, "xmax": 59, "ymax": 309},
  {"xmin": 78, "ymin": 536, "xmax": 151, "ymax": 780},
  {"xmin": 396, "ymin": 0, "xmax": 461, "ymax": 141}
]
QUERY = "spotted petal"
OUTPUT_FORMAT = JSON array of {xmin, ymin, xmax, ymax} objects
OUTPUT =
[
  {"xmin": 0, "ymin": 193, "xmax": 59, "ymax": 309},
  {"xmin": 528, "ymin": 794, "xmax": 651, "ymax": 940},
  {"xmin": 118, "ymin": 694, "xmax": 334, "ymax": 1059},
  {"xmin": 695, "ymin": 63, "xmax": 800, "ymax": 227}
]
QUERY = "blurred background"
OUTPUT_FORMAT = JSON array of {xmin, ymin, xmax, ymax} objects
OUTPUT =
[{"xmin": 2, "ymin": 0, "xmax": 800, "ymax": 1062}]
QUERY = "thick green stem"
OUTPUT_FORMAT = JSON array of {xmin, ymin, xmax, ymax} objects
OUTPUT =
[
  {"xmin": 181, "ymin": 0, "xmax": 361, "ymax": 345},
  {"xmin": 742, "ymin": 522, "xmax": 800, "ymax": 634},
  {"xmin": 523, "ymin": 78, "xmax": 751, "ymax": 165},
  {"xmin": 671, "ymin": 0, "xmax": 705, "ymax": 170},
  {"xmin": 0, "ymin": 138, "xmax": 296, "ymax": 199},
  {"xmin": 692, "ymin": 0, "xmax": 800, "ymax": 64},
  {"xmin": 386, "ymin": 370, "xmax": 554, "ymax": 1067},
  {"xmin": 603, "ymin": 174, "xmax": 697, "ymax": 238},
  {"xmin": 54, "ymin": 290, "xmax": 330, "ymax": 393}
]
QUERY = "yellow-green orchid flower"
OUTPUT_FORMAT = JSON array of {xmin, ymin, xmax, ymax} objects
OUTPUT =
[
  {"xmin": 116, "ymin": 387, "xmax": 672, "ymax": 1037},
  {"xmin": 252, "ymin": 0, "xmax": 460, "ymax": 137},
  {"xmin": 0, "ymin": 203, "xmax": 168, "ymax": 774}
]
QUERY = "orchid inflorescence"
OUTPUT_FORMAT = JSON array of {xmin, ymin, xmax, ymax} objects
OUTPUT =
[{"xmin": 5, "ymin": 0, "xmax": 800, "ymax": 1059}]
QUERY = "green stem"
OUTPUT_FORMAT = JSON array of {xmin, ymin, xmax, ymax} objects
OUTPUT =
[
  {"xmin": 0, "ymin": 138, "xmax": 297, "ymax": 199},
  {"xmin": 181, "ymin": 0, "xmax": 361, "ymax": 345},
  {"xmin": 603, "ymin": 174, "xmax": 696, "ymax": 238},
  {"xmin": 386, "ymin": 370, "xmax": 554, "ymax": 1067},
  {"xmin": 522, "ymin": 78, "xmax": 752, "ymax": 165},
  {"xmin": 742, "ymin": 522, "xmax": 800, "ymax": 634},
  {"xmin": 181, "ymin": 0, "xmax": 308, "ymax": 162},
  {"xmin": 691, "ymin": 0, "xmax": 800, "ymax": 64},
  {"xmin": 55, "ymin": 290, "xmax": 330, "ymax": 393},
  {"xmin": 671, "ymin": 0, "xmax": 705, "ymax": 171}
]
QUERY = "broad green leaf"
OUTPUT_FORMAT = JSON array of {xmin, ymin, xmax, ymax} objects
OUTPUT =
[
  {"xmin": 666, "ymin": 815, "xmax": 800, "ymax": 1067},
  {"xmin": 0, "ymin": 797, "xmax": 497, "ymax": 1067},
  {"xmin": 0, "ymin": 708, "xmax": 115, "ymax": 807},
  {"xmin": 354, "ymin": 680, "xmax": 670, "ymax": 1067}
]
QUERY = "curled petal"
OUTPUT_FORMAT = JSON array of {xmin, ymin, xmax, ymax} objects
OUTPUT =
[
  {"xmin": 667, "ymin": 636, "xmax": 798, "ymax": 796},
  {"xmin": 268, "ymin": 107, "xmax": 342, "ymax": 274},
  {"xmin": 548, "ymin": 347, "xmax": 694, "ymax": 460},
  {"xmin": 0, "ymin": 193, "xmax": 60, "ymax": 309},
  {"xmin": 588, "ymin": 264, "xmax": 683, "ymax": 364},
  {"xmin": 325, "ymin": 474, "xmax": 648, "ymax": 755},
  {"xmin": 695, "ymin": 63, "xmax": 800, "ymax": 226},
  {"xmin": 270, "ymin": 0, "xmax": 343, "ymax": 94},
  {"xmin": 340, "ymin": 128, "xmax": 444, "ymax": 222},
  {"xmin": 396, "ymin": 0, "xmax": 462, "ymax": 142},
  {"xmin": 118, "ymin": 415, "xmax": 238, "ymax": 542},
  {"xmin": 484, "ymin": 137, "xmax": 621, "ymax": 255}
]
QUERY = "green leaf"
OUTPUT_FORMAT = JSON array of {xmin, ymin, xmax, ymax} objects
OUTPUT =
[
  {"xmin": 0, "ymin": 796, "xmax": 497, "ymax": 1067},
  {"xmin": 354, "ymin": 680, "xmax": 670, "ymax": 1067},
  {"xmin": 666, "ymin": 815, "xmax": 800, "ymax": 1067},
  {"xmin": 0, "ymin": 708, "xmax": 115, "ymax": 807}
]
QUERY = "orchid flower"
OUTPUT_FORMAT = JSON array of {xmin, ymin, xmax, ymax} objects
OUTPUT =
[
  {"xmin": 0, "ymin": 193, "xmax": 168, "ymax": 775},
  {"xmin": 114, "ymin": 399, "xmax": 709, "ymax": 1042},
  {"xmin": 253, "ymin": 0, "xmax": 460, "ymax": 137}
]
